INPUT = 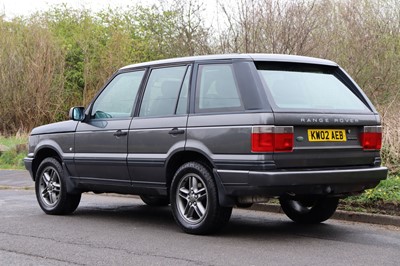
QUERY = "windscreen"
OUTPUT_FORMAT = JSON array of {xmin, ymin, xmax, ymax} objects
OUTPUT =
[{"xmin": 257, "ymin": 63, "xmax": 369, "ymax": 112}]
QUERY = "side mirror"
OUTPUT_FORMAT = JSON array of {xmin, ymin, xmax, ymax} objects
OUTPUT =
[{"xmin": 69, "ymin": 107, "xmax": 85, "ymax": 121}]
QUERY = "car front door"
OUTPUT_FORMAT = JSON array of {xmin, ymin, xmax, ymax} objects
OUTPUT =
[{"xmin": 74, "ymin": 70, "xmax": 145, "ymax": 188}]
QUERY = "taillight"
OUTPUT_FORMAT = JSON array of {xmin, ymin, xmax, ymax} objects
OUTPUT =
[
  {"xmin": 360, "ymin": 126, "xmax": 382, "ymax": 151},
  {"xmin": 252, "ymin": 126, "xmax": 294, "ymax": 153}
]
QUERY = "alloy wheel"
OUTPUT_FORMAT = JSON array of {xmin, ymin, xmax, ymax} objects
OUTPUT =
[
  {"xmin": 39, "ymin": 166, "xmax": 61, "ymax": 207},
  {"xmin": 176, "ymin": 173, "xmax": 209, "ymax": 224}
]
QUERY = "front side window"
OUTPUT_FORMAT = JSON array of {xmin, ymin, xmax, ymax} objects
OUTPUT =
[
  {"xmin": 196, "ymin": 64, "xmax": 243, "ymax": 113},
  {"xmin": 139, "ymin": 66, "xmax": 188, "ymax": 117},
  {"xmin": 257, "ymin": 63, "xmax": 369, "ymax": 112},
  {"xmin": 91, "ymin": 71, "xmax": 145, "ymax": 119}
]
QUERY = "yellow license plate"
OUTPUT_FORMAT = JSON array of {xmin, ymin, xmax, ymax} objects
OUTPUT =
[{"xmin": 308, "ymin": 129, "xmax": 347, "ymax": 142}]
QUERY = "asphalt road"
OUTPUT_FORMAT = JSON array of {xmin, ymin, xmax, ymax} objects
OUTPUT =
[{"xmin": 0, "ymin": 171, "xmax": 400, "ymax": 265}]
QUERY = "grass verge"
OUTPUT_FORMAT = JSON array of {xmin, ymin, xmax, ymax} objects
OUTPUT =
[
  {"xmin": 0, "ymin": 135, "xmax": 28, "ymax": 169},
  {"xmin": 339, "ymin": 176, "xmax": 400, "ymax": 216}
]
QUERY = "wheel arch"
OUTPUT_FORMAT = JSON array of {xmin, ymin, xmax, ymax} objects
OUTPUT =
[
  {"xmin": 32, "ymin": 147, "xmax": 62, "ymax": 181},
  {"xmin": 32, "ymin": 146, "xmax": 79, "ymax": 194},
  {"xmin": 165, "ymin": 150, "xmax": 235, "ymax": 207},
  {"xmin": 165, "ymin": 150, "xmax": 214, "ymax": 188}
]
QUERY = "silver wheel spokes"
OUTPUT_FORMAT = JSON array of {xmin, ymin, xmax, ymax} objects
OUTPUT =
[
  {"xmin": 39, "ymin": 167, "xmax": 61, "ymax": 207},
  {"xmin": 177, "ymin": 174, "xmax": 208, "ymax": 224}
]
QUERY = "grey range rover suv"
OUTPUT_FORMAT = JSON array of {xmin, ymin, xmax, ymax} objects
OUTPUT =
[{"xmin": 25, "ymin": 54, "xmax": 387, "ymax": 234}]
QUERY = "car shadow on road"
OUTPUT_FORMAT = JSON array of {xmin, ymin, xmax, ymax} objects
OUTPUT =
[
  {"xmin": 73, "ymin": 202, "xmax": 179, "ymax": 230},
  {"xmin": 223, "ymin": 216, "xmax": 349, "ymax": 242},
  {"xmin": 223, "ymin": 208, "xmax": 360, "ymax": 243},
  {"xmin": 71, "ymin": 200, "xmax": 351, "ymax": 242}
]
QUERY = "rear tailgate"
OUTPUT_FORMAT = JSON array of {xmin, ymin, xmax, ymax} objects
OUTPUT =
[
  {"xmin": 273, "ymin": 113, "xmax": 380, "ymax": 169},
  {"xmin": 256, "ymin": 61, "xmax": 381, "ymax": 170}
]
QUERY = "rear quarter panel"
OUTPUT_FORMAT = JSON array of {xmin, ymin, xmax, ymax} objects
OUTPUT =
[{"xmin": 186, "ymin": 112, "xmax": 275, "ymax": 170}]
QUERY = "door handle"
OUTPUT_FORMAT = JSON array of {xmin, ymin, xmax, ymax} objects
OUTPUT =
[
  {"xmin": 168, "ymin": 128, "xmax": 185, "ymax": 135},
  {"xmin": 114, "ymin": 130, "xmax": 128, "ymax": 137}
]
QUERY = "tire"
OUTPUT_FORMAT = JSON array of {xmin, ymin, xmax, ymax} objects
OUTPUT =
[
  {"xmin": 140, "ymin": 195, "xmax": 169, "ymax": 207},
  {"xmin": 170, "ymin": 162, "xmax": 232, "ymax": 235},
  {"xmin": 35, "ymin": 157, "xmax": 81, "ymax": 215},
  {"xmin": 279, "ymin": 197, "xmax": 339, "ymax": 224}
]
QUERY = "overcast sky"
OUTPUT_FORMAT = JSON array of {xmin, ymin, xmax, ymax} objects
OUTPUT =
[
  {"xmin": 0, "ymin": 0, "xmax": 222, "ymax": 20},
  {"xmin": 0, "ymin": 0, "xmax": 153, "ymax": 17},
  {"xmin": 0, "ymin": 0, "xmax": 228, "ymax": 34}
]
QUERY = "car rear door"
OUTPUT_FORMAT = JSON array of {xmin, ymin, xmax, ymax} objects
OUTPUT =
[{"xmin": 128, "ymin": 64, "xmax": 191, "ymax": 190}]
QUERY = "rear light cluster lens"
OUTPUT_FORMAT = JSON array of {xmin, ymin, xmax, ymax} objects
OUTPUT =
[
  {"xmin": 252, "ymin": 126, "xmax": 294, "ymax": 153},
  {"xmin": 360, "ymin": 126, "xmax": 382, "ymax": 151}
]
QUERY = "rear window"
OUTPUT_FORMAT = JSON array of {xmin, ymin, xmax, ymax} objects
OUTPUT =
[{"xmin": 256, "ymin": 63, "xmax": 369, "ymax": 112}]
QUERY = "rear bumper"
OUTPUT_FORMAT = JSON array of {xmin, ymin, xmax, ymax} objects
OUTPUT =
[{"xmin": 217, "ymin": 166, "xmax": 388, "ymax": 196}]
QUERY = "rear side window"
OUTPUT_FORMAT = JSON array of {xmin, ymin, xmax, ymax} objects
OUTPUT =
[
  {"xmin": 176, "ymin": 66, "xmax": 191, "ymax": 115},
  {"xmin": 196, "ymin": 64, "xmax": 243, "ymax": 113},
  {"xmin": 139, "ymin": 66, "xmax": 188, "ymax": 117},
  {"xmin": 257, "ymin": 63, "xmax": 369, "ymax": 112}
]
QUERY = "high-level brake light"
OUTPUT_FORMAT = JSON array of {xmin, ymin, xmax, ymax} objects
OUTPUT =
[{"xmin": 251, "ymin": 126, "xmax": 294, "ymax": 153}]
